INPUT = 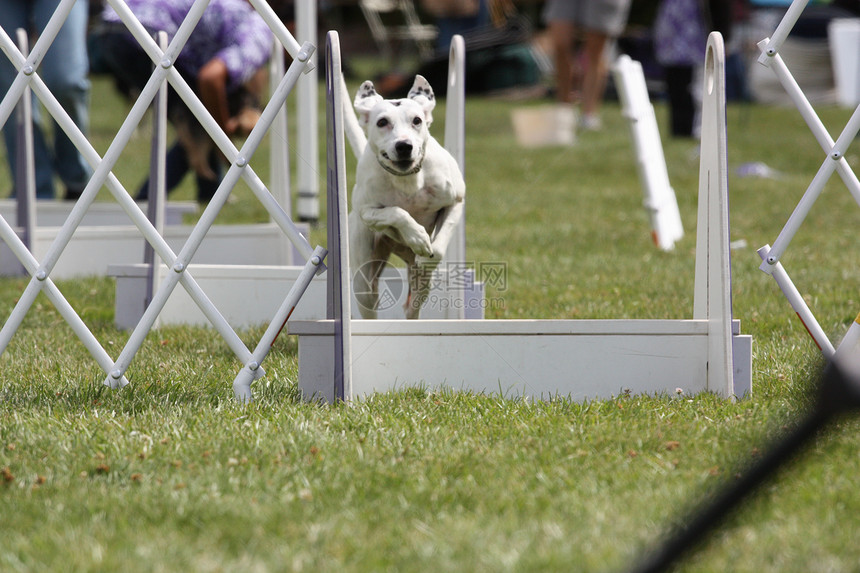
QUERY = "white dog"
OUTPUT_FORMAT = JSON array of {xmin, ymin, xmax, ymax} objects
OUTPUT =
[{"xmin": 344, "ymin": 75, "xmax": 465, "ymax": 319}]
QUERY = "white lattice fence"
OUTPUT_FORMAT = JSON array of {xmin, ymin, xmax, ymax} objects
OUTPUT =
[
  {"xmin": 754, "ymin": 0, "xmax": 860, "ymax": 357},
  {"xmin": 0, "ymin": 0, "xmax": 326, "ymax": 401}
]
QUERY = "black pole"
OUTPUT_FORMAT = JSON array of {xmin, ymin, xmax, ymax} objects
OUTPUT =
[{"xmin": 630, "ymin": 357, "xmax": 860, "ymax": 573}]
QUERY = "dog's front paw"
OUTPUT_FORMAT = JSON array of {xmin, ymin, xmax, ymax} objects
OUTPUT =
[
  {"xmin": 404, "ymin": 230, "xmax": 433, "ymax": 258},
  {"xmin": 414, "ymin": 254, "xmax": 440, "ymax": 267},
  {"xmin": 430, "ymin": 244, "xmax": 448, "ymax": 260},
  {"xmin": 415, "ymin": 246, "xmax": 445, "ymax": 264}
]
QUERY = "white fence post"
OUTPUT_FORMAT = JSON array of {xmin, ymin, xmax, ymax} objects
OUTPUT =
[
  {"xmin": 144, "ymin": 31, "xmax": 169, "ymax": 310},
  {"xmin": 295, "ymin": 0, "xmax": 319, "ymax": 223},
  {"xmin": 13, "ymin": 29, "xmax": 36, "ymax": 267}
]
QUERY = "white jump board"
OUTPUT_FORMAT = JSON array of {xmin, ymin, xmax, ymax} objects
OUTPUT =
[
  {"xmin": 111, "ymin": 263, "xmax": 329, "ymax": 330},
  {"xmin": 1, "ymin": 222, "xmax": 298, "ymax": 278},
  {"xmin": 291, "ymin": 319, "xmax": 752, "ymax": 402},
  {"xmin": 0, "ymin": 199, "xmax": 197, "ymax": 227},
  {"xmin": 110, "ymin": 264, "xmax": 484, "ymax": 329}
]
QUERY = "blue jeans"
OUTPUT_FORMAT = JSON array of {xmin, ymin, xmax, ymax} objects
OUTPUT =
[{"xmin": 0, "ymin": 0, "xmax": 91, "ymax": 199}]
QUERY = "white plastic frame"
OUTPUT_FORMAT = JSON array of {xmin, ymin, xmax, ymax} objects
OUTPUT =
[{"xmin": 0, "ymin": 0, "xmax": 325, "ymax": 401}]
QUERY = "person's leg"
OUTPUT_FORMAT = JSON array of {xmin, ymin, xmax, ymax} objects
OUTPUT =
[
  {"xmin": 548, "ymin": 20, "xmax": 577, "ymax": 104},
  {"xmin": 579, "ymin": 29, "xmax": 609, "ymax": 129},
  {"xmin": 0, "ymin": 0, "xmax": 56, "ymax": 198},
  {"xmin": 35, "ymin": 0, "xmax": 91, "ymax": 199},
  {"xmin": 664, "ymin": 65, "xmax": 695, "ymax": 137},
  {"xmin": 136, "ymin": 141, "xmax": 191, "ymax": 201},
  {"xmin": 547, "ymin": 19, "xmax": 578, "ymax": 143},
  {"xmin": 194, "ymin": 149, "xmax": 221, "ymax": 203}
]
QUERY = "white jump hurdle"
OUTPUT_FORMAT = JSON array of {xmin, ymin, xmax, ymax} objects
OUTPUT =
[
  {"xmin": 612, "ymin": 55, "xmax": 684, "ymax": 251},
  {"xmin": 291, "ymin": 32, "xmax": 752, "ymax": 403},
  {"xmin": 111, "ymin": 262, "xmax": 479, "ymax": 330}
]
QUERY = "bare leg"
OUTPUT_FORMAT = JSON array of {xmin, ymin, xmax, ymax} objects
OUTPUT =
[
  {"xmin": 548, "ymin": 20, "xmax": 577, "ymax": 104},
  {"xmin": 579, "ymin": 29, "xmax": 610, "ymax": 129},
  {"xmin": 547, "ymin": 20, "xmax": 578, "ymax": 143}
]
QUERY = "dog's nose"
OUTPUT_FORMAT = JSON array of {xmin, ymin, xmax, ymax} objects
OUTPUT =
[{"xmin": 394, "ymin": 140, "xmax": 413, "ymax": 158}]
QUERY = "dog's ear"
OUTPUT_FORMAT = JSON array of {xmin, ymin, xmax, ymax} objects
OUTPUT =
[
  {"xmin": 354, "ymin": 80, "xmax": 383, "ymax": 129},
  {"xmin": 407, "ymin": 75, "xmax": 436, "ymax": 125}
]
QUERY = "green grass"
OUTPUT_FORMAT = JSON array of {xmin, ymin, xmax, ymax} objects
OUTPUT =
[{"xmin": 2, "ymin": 72, "xmax": 860, "ymax": 572}]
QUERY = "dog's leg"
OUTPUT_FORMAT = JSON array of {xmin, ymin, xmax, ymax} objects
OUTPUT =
[
  {"xmin": 359, "ymin": 205, "xmax": 434, "ymax": 259},
  {"xmin": 404, "ymin": 258, "xmax": 438, "ymax": 319},
  {"xmin": 426, "ymin": 201, "xmax": 465, "ymax": 260},
  {"xmin": 353, "ymin": 256, "xmax": 388, "ymax": 319},
  {"xmin": 350, "ymin": 212, "xmax": 394, "ymax": 319},
  {"xmin": 404, "ymin": 202, "xmax": 464, "ymax": 318}
]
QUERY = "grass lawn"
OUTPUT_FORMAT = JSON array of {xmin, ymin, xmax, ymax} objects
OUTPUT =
[{"xmin": 1, "ymin": 67, "xmax": 860, "ymax": 572}]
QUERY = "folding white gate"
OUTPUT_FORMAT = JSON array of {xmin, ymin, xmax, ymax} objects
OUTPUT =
[
  {"xmin": 0, "ymin": 0, "xmax": 325, "ymax": 401},
  {"xmin": 754, "ymin": 0, "xmax": 860, "ymax": 357}
]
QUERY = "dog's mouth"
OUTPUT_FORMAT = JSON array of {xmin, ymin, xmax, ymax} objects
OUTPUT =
[
  {"xmin": 379, "ymin": 148, "xmax": 425, "ymax": 176},
  {"xmin": 392, "ymin": 158, "xmax": 416, "ymax": 170}
]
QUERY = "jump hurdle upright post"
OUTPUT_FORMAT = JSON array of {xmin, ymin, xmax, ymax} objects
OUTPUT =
[
  {"xmin": 269, "ymin": 43, "xmax": 291, "ymax": 217},
  {"xmin": 324, "ymin": 31, "xmax": 352, "ymax": 401},
  {"xmin": 693, "ymin": 32, "xmax": 742, "ymax": 398},
  {"xmin": 13, "ymin": 29, "xmax": 35, "ymax": 270},
  {"xmin": 143, "ymin": 31, "xmax": 169, "ymax": 310},
  {"xmin": 612, "ymin": 54, "xmax": 684, "ymax": 251},
  {"xmin": 3, "ymin": 8, "xmax": 76, "ymax": 194},
  {"xmin": 443, "ymin": 34, "xmax": 469, "ymax": 319},
  {"xmin": 295, "ymin": 0, "xmax": 319, "ymax": 223}
]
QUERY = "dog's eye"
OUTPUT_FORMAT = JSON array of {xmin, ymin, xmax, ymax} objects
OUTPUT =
[
  {"xmin": 376, "ymin": 118, "xmax": 389, "ymax": 128},
  {"xmin": 412, "ymin": 116, "xmax": 423, "ymax": 127}
]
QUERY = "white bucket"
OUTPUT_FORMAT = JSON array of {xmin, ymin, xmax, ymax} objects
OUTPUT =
[
  {"xmin": 828, "ymin": 18, "xmax": 860, "ymax": 107},
  {"xmin": 511, "ymin": 105, "xmax": 576, "ymax": 147}
]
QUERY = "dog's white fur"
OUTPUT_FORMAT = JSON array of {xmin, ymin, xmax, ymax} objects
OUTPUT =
[{"xmin": 344, "ymin": 75, "xmax": 465, "ymax": 319}]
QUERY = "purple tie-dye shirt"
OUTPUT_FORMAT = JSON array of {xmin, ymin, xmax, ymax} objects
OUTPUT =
[
  {"xmin": 103, "ymin": 0, "xmax": 273, "ymax": 89},
  {"xmin": 653, "ymin": 0, "xmax": 706, "ymax": 66}
]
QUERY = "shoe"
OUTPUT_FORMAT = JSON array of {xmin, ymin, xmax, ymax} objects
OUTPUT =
[
  {"xmin": 64, "ymin": 186, "xmax": 84, "ymax": 201},
  {"xmin": 579, "ymin": 114, "xmax": 602, "ymax": 131},
  {"xmin": 554, "ymin": 105, "xmax": 576, "ymax": 146}
]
